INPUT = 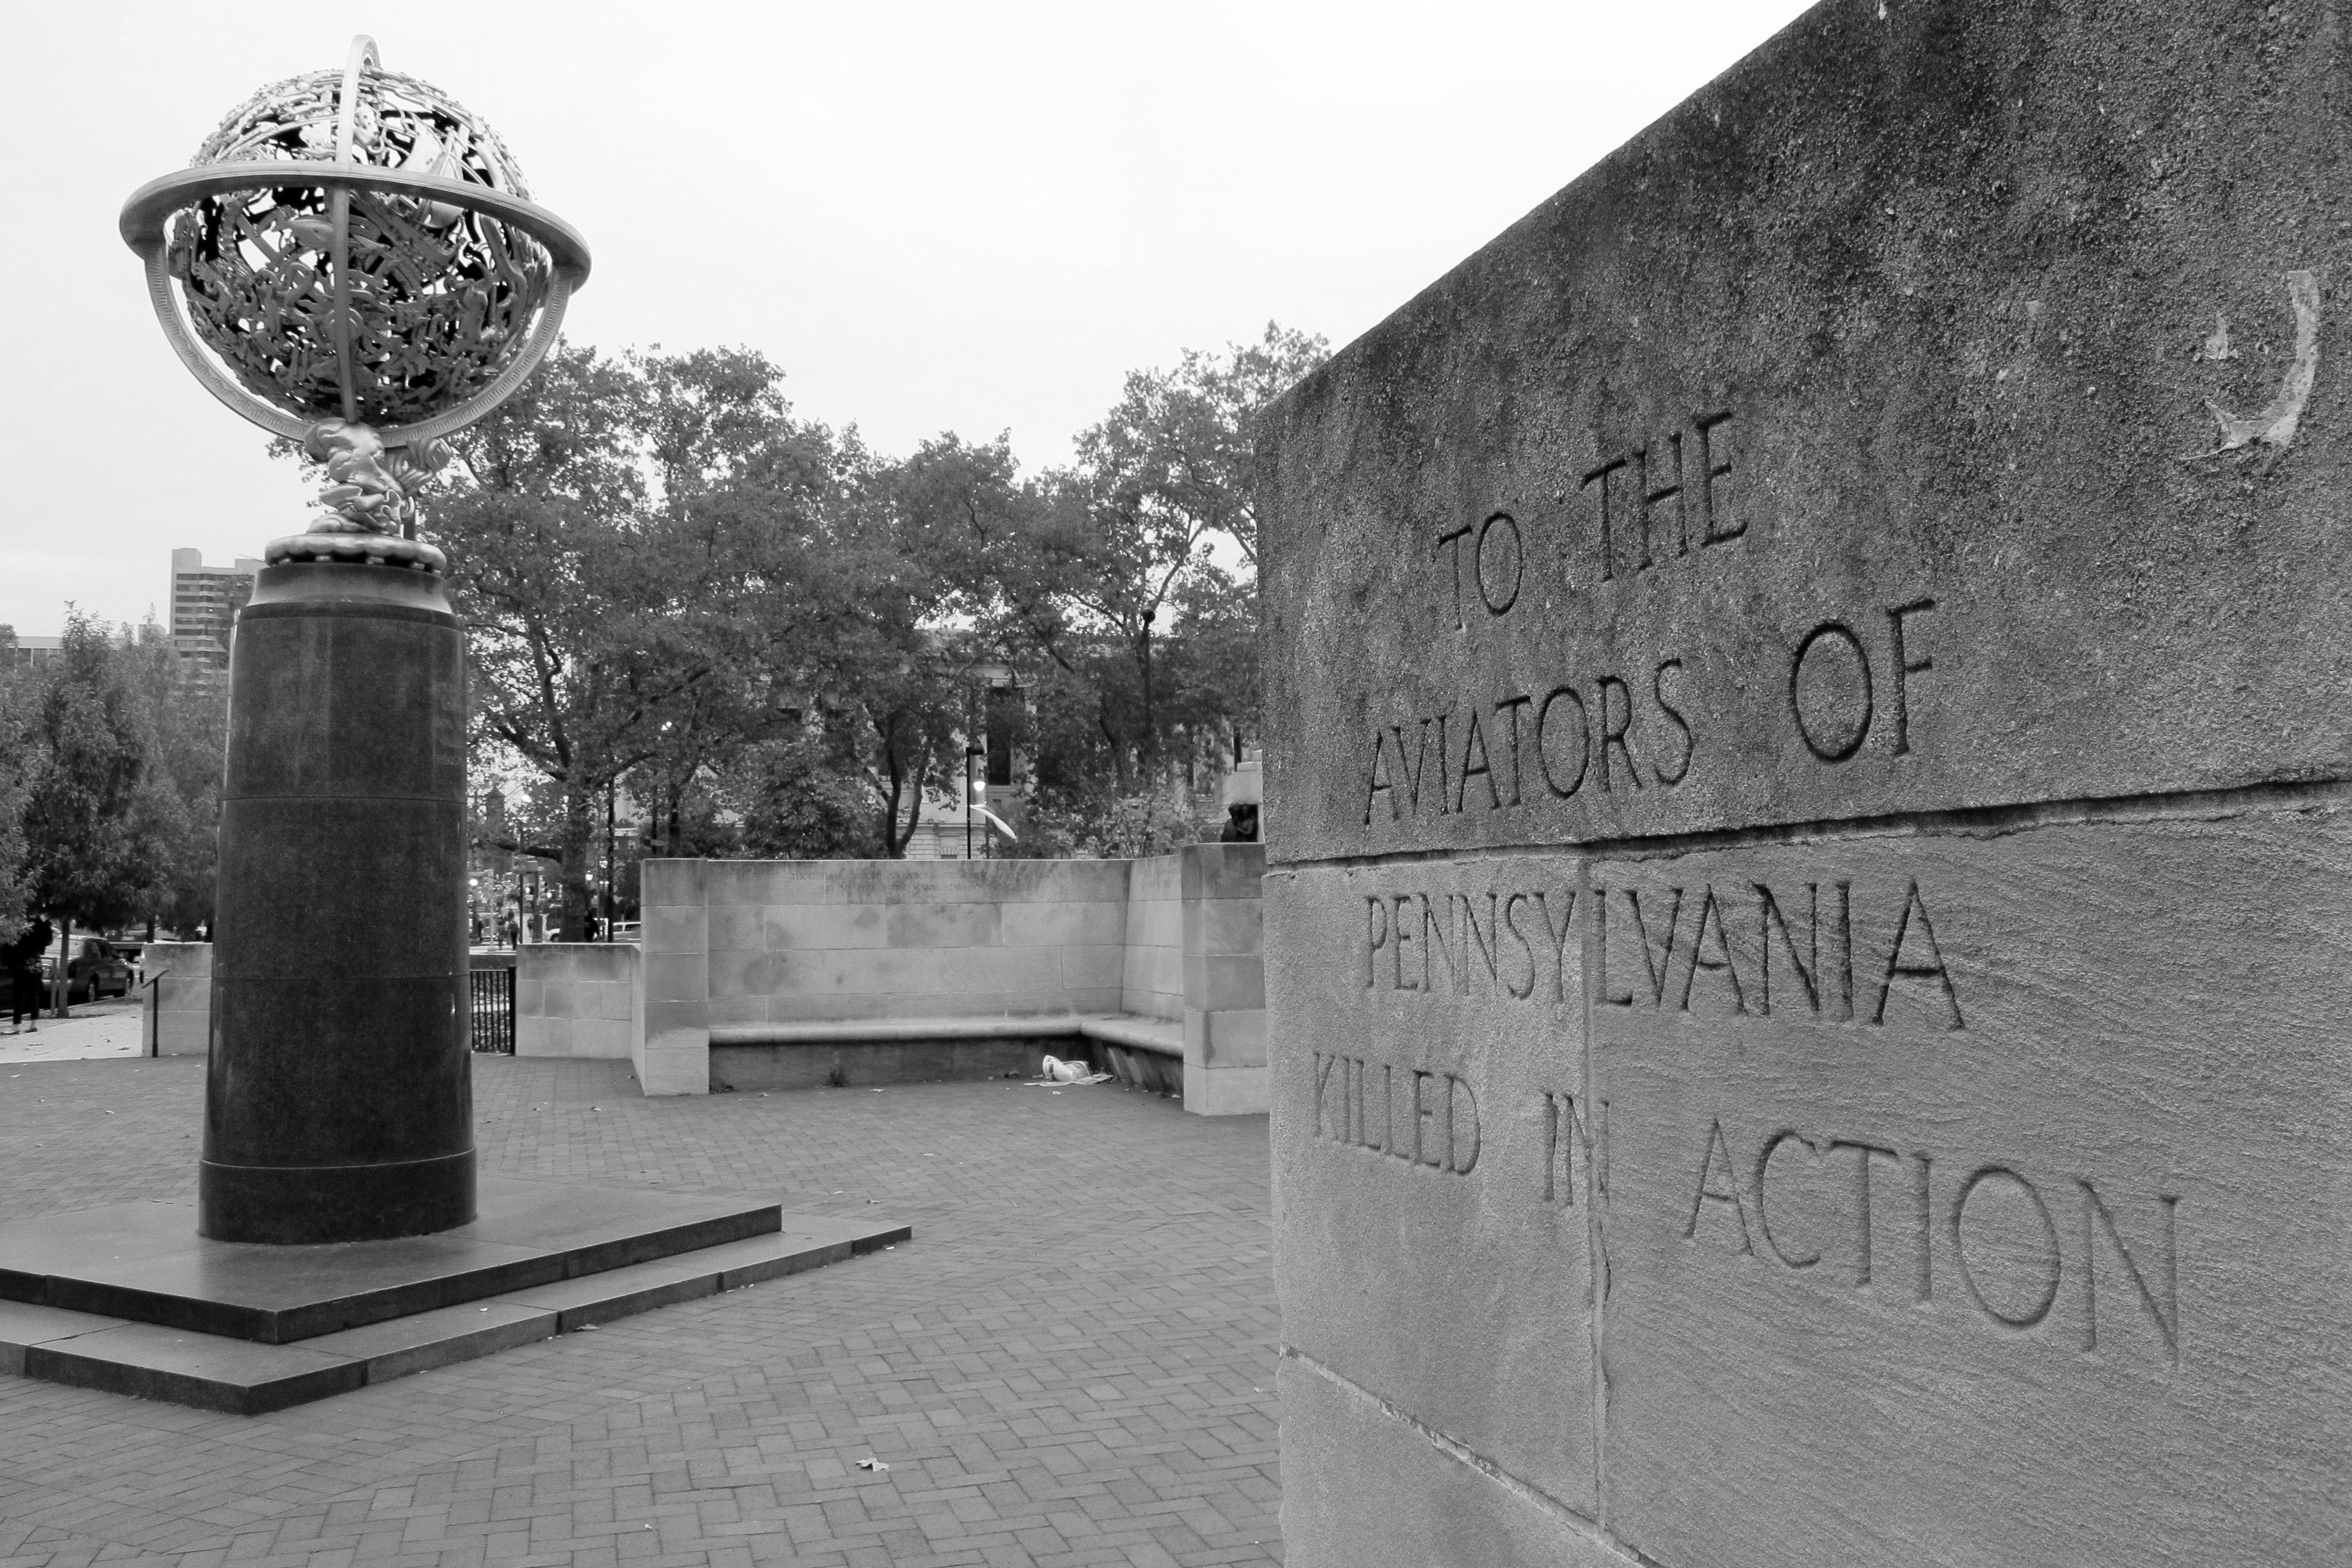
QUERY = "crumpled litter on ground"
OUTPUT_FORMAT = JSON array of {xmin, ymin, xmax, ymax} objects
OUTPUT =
[{"xmin": 1029, "ymin": 1055, "xmax": 1112, "ymax": 1086}]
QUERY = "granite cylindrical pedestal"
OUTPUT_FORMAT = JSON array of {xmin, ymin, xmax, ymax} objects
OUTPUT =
[{"xmin": 201, "ymin": 560, "xmax": 475, "ymax": 1243}]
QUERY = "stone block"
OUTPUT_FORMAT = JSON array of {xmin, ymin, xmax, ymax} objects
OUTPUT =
[
  {"xmin": 762, "ymin": 992, "xmax": 892, "ymax": 1023},
  {"xmin": 933, "ymin": 943, "xmax": 1063, "ymax": 999},
  {"xmin": 1260, "ymin": 3, "xmax": 2352, "ymax": 868},
  {"xmin": 702, "ymin": 995, "xmax": 769, "ymax": 1027},
  {"xmin": 698, "ymin": 861, "xmax": 787, "ymax": 905},
  {"xmin": 1277, "ymin": 1354, "xmax": 1634, "ymax": 1568},
  {"xmin": 1187, "ymin": 1007, "xmax": 1266, "ymax": 1068},
  {"xmin": 592, "ymin": 978, "xmax": 635, "ymax": 1022},
  {"xmin": 1002, "ymin": 899, "xmax": 1127, "ymax": 948},
  {"xmin": 641, "ymin": 953, "xmax": 707, "ymax": 1005},
  {"xmin": 1182, "ymin": 841, "xmax": 1266, "ymax": 902},
  {"xmin": 1051, "ymin": 943, "xmax": 1121, "ymax": 995},
  {"xmin": 1590, "ymin": 816, "xmax": 2351, "ymax": 1568},
  {"xmin": 1006, "ymin": 859, "xmax": 1133, "ymax": 903},
  {"xmin": 636, "ymin": 1039, "xmax": 707, "ymax": 1097},
  {"xmin": 1129, "ymin": 854, "xmax": 1184, "ymax": 903},
  {"xmin": 826, "ymin": 861, "xmax": 994, "ymax": 905},
  {"xmin": 572, "ymin": 1019, "xmax": 631, "ymax": 1060},
  {"xmin": 643, "ymin": 903, "xmax": 707, "ymax": 959},
  {"xmin": 1181, "ymin": 1062, "xmax": 1269, "ymax": 1117},
  {"xmin": 1185, "ymin": 952, "xmax": 1266, "ymax": 1014},
  {"xmin": 639, "ymin": 860, "xmax": 707, "ymax": 909},
  {"xmin": 765, "ymin": 903, "xmax": 887, "ymax": 950},
  {"xmin": 788, "ymin": 946, "xmax": 952, "ymax": 999},
  {"xmin": 1186, "ymin": 896, "xmax": 1263, "ymax": 958},
  {"xmin": 883, "ymin": 900, "xmax": 1003, "ymax": 950},
  {"xmin": 707, "ymin": 903, "xmax": 765, "ymax": 955},
  {"xmin": 1122, "ymin": 896, "xmax": 1182, "ymax": 950},
  {"xmin": 707, "ymin": 950, "xmax": 781, "ymax": 1002},
  {"xmin": 642, "ymin": 999, "xmax": 706, "ymax": 1039},
  {"xmin": 1120, "ymin": 943, "xmax": 1184, "ymax": 1010},
  {"xmin": 1269, "ymin": 861, "xmax": 1595, "ymax": 1511},
  {"xmin": 516, "ymin": 1016, "xmax": 570, "ymax": 1058}
]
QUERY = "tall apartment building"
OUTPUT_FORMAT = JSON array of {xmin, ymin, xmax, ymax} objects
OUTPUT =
[{"xmin": 170, "ymin": 547, "xmax": 263, "ymax": 683}]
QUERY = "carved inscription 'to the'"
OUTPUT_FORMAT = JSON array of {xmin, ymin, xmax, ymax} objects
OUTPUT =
[{"xmin": 1434, "ymin": 511, "xmax": 1525, "ymax": 628}]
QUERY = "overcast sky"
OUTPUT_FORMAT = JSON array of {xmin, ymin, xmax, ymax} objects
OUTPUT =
[{"xmin": 0, "ymin": 0, "xmax": 1811, "ymax": 635}]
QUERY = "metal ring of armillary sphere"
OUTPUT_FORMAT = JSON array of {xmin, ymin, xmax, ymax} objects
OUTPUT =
[{"xmin": 119, "ymin": 36, "xmax": 590, "ymax": 567}]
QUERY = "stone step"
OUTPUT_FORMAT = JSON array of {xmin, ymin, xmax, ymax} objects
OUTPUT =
[
  {"xmin": 0, "ymin": 1175, "xmax": 785, "ymax": 1344},
  {"xmin": 0, "ymin": 1213, "xmax": 910, "ymax": 1415}
]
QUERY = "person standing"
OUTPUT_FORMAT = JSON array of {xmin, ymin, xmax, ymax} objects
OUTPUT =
[{"xmin": 6, "ymin": 917, "xmax": 52, "ymax": 1035}]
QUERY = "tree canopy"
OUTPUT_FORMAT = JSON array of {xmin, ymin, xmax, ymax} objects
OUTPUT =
[{"xmin": 1, "ymin": 320, "xmax": 1329, "ymax": 941}]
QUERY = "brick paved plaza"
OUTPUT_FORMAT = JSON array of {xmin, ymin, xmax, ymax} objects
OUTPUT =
[{"xmin": 0, "ymin": 1057, "xmax": 1282, "ymax": 1568}]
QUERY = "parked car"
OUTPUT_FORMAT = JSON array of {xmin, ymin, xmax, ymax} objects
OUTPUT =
[{"xmin": 39, "ymin": 936, "xmax": 135, "ymax": 1004}]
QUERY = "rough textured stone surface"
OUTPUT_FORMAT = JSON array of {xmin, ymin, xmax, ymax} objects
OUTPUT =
[
  {"xmin": 1259, "ymin": 2, "xmax": 2352, "ymax": 1563},
  {"xmin": 1260, "ymin": 0, "xmax": 2352, "ymax": 866},
  {"xmin": 1278, "ymin": 1355, "xmax": 1636, "ymax": 1568},
  {"xmin": 1268, "ymin": 860, "xmax": 1594, "ymax": 1512},
  {"xmin": 1589, "ymin": 816, "xmax": 2351, "ymax": 1568},
  {"xmin": 514, "ymin": 942, "xmax": 639, "ymax": 1060},
  {"xmin": 206, "ymin": 562, "xmax": 472, "ymax": 1242}
]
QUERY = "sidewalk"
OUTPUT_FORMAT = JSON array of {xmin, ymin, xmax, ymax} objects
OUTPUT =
[
  {"xmin": 0, "ymin": 1055, "xmax": 1282, "ymax": 1567},
  {"xmin": 0, "ymin": 995, "xmax": 144, "ymax": 1064}
]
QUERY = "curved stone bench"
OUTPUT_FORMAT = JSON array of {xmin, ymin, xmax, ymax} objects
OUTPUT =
[{"xmin": 706, "ymin": 1014, "xmax": 1184, "ymax": 1096}]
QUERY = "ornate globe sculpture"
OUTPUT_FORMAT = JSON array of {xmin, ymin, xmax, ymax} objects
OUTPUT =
[
  {"xmin": 120, "ymin": 34, "xmax": 589, "ymax": 568},
  {"xmin": 117, "ymin": 39, "xmax": 589, "ymax": 1245}
]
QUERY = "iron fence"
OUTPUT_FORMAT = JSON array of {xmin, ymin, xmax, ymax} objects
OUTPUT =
[{"xmin": 469, "ymin": 966, "xmax": 514, "ymax": 1054}]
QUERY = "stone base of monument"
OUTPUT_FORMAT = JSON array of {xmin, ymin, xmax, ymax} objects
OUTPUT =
[{"xmin": 0, "ymin": 1176, "xmax": 909, "ymax": 1413}]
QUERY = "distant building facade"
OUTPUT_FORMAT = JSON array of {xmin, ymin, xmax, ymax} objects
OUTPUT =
[
  {"xmin": 170, "ymin": 547, "xmax": 263, "ymax": 684},
  {"xmin": 1, "ymin": 632, "xmax": 63, "ymax": 673}
]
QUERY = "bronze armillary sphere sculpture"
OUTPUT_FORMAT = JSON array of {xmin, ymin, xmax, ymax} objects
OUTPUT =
[
  {"xmin": 121, "ymin": 34, "xmax": 589, "ymax": 567},
  {"xmin": 118, "ymin": 38, "xmax": 589, "ymax": 1244}
]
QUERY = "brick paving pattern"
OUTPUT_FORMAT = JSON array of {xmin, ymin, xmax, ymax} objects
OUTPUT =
[{"xmin": 0, "ymin": 1057, "xmax": 1281, "ymax": 1566}]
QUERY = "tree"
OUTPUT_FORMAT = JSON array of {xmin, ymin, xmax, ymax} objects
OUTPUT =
[
  {"xmin": 0, "ymin": 631, "xmax": 34, "ymax": 946},
  {"xmin": 18, "ymin": 610, "xmax": 181, "ymax": 948},
  {"xmin": 426, "ymin": 344, "xmax": 863, "ymax": 926},
  {"xmin": 1085, "ymin": 322, "xmax": 1329, "ymax": 572},
  {"xmin": 117, "ymin": 616, "xmax": 228, "ymax": 936},
  {"xmin": 625, "ymin": 357, "xmax": 845, "ymax": 858}
]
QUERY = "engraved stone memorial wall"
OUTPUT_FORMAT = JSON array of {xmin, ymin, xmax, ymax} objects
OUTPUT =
[{"xmin": 1257, "ymin": 4, "xmax": 2351, "ymax": 1565}]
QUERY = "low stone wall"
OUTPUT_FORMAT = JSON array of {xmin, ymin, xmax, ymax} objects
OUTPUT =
[
  {"xmin": 516, "ymin": 943, "xmax": 640, "ymax": 1060},
  {"xmin": 141, "ymin": 942, "xmax": 212, "ymax": 1057},
  {"xmin": 1119, "ymin": 854, "xmax": 1184, "ymax": 1020},
  {"xmin": 710, "ymin": 1035, "xmax": 1060, "ymax": 1092},
  {"xmin": 1177, "ymin": 844, "xmax": 1267, "ymax": 1115},
  {"xmin": 641, "ymin": 846, "xmax": 1265, "ymax": 1110}
]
